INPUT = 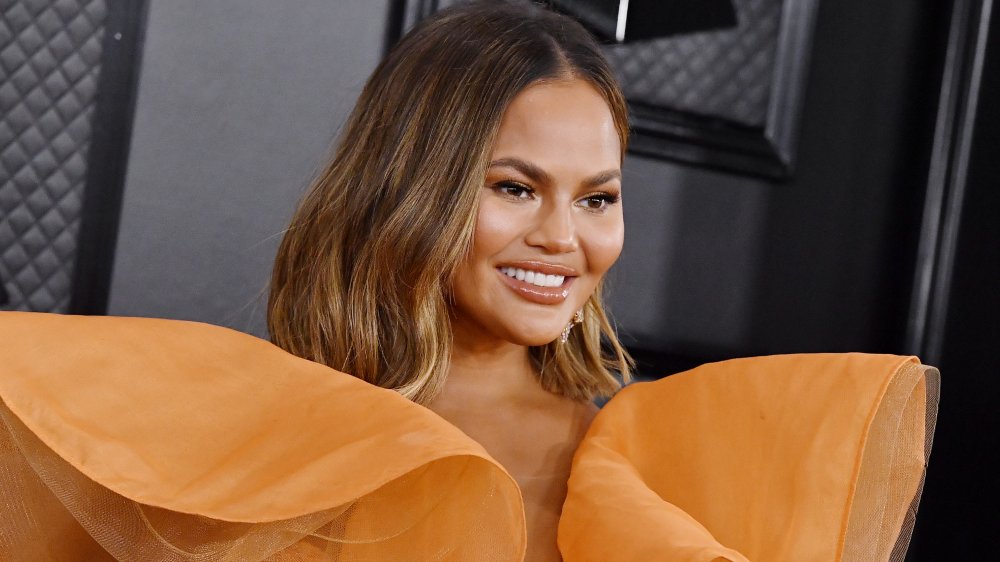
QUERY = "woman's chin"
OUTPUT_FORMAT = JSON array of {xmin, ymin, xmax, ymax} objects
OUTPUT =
[{"xmin": 505, "ymin": 328, "xmax": 566, "ymax": 348}]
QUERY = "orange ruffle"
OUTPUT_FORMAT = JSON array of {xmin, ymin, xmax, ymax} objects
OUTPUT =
[
  {"xmin": 0, "ymin": 313, "xmax": 938, "ymax": 561},
  {"xmin": 0, "ymin": 312, "xmax": 524, "ymax": 560},
  {"xmin": 560, "ymin": 354, "xmax": 937, "ymax": 561}
]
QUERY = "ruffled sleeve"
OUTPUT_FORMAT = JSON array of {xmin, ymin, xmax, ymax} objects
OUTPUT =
[
  {"xmin": 0, "ymin": 313, "xmax": 940, "ymax": 561},
  {"xmin": 559, "ymin": 353, "xmax": 939, "ymax": 561},
  {"xmin": 0, "ymin": 312, "xmax": 525, "ymax": 561}
]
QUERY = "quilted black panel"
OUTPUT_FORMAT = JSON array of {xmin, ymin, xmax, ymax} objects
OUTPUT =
[
  {"xmin": 412, "ymin": 0, "xmax": 781, "ymax": 128},
  {"xmin": 0, "ymin": 0, "xmax": 107, "ymax": 311},
  {"xmin": 602, "ymin": 0, "xmax": 781, "ymax": 126}
]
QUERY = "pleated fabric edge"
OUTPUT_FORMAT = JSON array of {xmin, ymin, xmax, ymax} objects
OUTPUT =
[
  {"xmin": 559, "ymin": 353, "xmax": 939, "ymax": 562},
  {"xmin": 0, "ymin": 312, "xmax": 527, "ymax": 561}
]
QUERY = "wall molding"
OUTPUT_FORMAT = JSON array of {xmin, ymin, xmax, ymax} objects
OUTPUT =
[{"xmin": 70, "ymin": 0, "xmax": 150, "ymax": 314}]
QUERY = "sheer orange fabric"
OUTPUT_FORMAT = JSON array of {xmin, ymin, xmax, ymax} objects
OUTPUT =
[
  {"xmin": 0, "ymin": 312, "xmax": 525, "ymax": 560},
  {"xmin": 559, "ymin": 354, "xmax": 939, "ymax": 561},
  {"xmin": 0, "ymin": 313, "xmax": 938, "ymax": 560}
]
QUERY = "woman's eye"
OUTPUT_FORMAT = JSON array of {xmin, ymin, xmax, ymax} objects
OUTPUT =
[
  {"xmin": 494, "ymin": 181, "xmax": 533, "ymax": 199},
  {"xmin": 578, "ymin": 193, "xmax": 620, "ymax": 211}
]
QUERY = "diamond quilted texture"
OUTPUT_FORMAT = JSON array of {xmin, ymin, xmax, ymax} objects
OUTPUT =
[
  {"xmin": 0, "ymin": 0, "xmax": 108, "ymax": 312},
  {"xmin": 603, "ymin": 0, "xmax": 781, "ymax": 126}
]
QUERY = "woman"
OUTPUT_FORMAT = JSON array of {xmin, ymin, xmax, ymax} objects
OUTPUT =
[
  {"xmin": 268, "ymin": 3, "xmax": 632, "ymax": 558},
  {"xmin": 0, "ymin": 2, "xmax": 937, "ymax": 560}
]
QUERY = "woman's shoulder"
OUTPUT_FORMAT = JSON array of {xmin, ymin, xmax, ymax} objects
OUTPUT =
[{"xmin": 0, "ymin": 313, "xmax": 936, "ymax": 560}]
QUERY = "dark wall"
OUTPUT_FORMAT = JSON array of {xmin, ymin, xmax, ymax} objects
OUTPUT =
[
  {"xmin": 615, "ymin": 0, "xmax": 948, "ymax": 363},
  {"xmin": 745, "ymin": 0, "xmax": 945, "ymax": 355},
  {"xmin": 908, "ymin": 5, "xmax": 1000, "ymax": 557},
  {"xmin": 105, "ymin": 0, "xmax": 389, "ymax": 336},
  {"xmin": 613, "ymin": 0, "xmax": 996, "ymax": 558}
]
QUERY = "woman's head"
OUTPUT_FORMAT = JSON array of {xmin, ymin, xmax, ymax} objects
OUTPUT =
[{"xmin": 269, "ymin": 0, "xmax": 632, "ymax": 404}]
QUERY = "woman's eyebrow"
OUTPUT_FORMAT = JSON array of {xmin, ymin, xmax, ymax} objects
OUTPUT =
[
  {"xmin": 489, "ymin": 157, "xmax": 552, "ymax": 184},
  {"xmin": 489, "ymin": 157, "xmax": 621, "ymax": 188},
  {"xmin": 582, "ymin": 169, "xmax": 622, "ymax": 188}
]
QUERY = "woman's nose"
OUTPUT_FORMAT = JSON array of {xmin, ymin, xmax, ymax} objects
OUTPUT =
[{"xmin": 524, "ymin": 203, "xmax": 578, "ymax": 253}]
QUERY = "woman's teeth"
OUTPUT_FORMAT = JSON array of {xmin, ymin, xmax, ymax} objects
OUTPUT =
[{"xmin": 499, "ymin": 267, "xmax": 566, "ymax": 287}]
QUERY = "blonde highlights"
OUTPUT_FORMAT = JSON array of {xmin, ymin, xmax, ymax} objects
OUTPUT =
[{"xmin": 268, "ymin": 1, "xmax": 632, "ymax": 405}]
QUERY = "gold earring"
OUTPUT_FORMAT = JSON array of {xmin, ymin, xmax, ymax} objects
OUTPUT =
[{"xmin": 560, "ymin": 309, "xmax": 585, "ymax": 344}]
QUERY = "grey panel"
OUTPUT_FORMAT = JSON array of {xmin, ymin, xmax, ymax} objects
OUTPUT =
[
  {"xmin": 608, "ymin": 153, "xmax": 768, "ymax": 352},
  {"xmin": 0, "ymin": 0, "xmax": 107, "ymax": 311},
  {"xmin": 603, "ymin": 0, "xmax": 781, "ymax": 126},
  {"xmin": 107, "ymin": 0, "xmax": 389, "ymax": 336}
]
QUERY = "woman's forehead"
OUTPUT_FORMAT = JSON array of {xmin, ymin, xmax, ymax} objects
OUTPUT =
[{"xmin": 490, "ymin": 79, "xmax": 621, "ymax": 175}]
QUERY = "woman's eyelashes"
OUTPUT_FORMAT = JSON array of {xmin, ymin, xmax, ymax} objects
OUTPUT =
[
  {"xmin": 490, "ymin": 180, "xmax": 621, "ymax": 212},
  {"xmin": 493, "ymin": 180, "xmax": 534, "ymax": 200},
  {"xmin": 577, "ymin": 191, "xmax": 620, "ymax": 211}
]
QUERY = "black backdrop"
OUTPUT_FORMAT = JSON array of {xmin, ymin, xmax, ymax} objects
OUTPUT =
[{"xmin": 907, "ymin": 2, "xmax": 1000, "ymax": 557}]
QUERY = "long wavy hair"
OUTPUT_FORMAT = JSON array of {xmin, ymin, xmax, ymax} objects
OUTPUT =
[{"xmin": 268, "ymin": 1, "xmax": 633, "ymax": 405}]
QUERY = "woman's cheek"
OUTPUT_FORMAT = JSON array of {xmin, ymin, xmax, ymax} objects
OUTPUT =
[
  {"xmin": 474, "ymin": 198, "xmax": 522, "ymax": 255},
  {"xmin": 587, "ymin": 219, "xmax": 624, "ymax": 274}
]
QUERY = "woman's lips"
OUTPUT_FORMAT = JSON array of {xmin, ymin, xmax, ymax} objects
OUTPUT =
[{"xmin": 496, "ymin": 267, "xmax": 575, "ymax": 305}]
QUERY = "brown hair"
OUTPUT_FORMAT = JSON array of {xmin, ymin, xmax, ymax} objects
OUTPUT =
[{"xmin": 268, "ymin": 0, "xmax": 632, "ymax": 404}]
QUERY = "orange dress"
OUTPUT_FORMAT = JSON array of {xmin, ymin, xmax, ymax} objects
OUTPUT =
[{"xmin": 0, "ymin": 312, "xmax": 938, "ymax": 561}]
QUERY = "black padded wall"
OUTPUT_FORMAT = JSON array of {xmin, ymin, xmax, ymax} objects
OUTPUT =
[
  {"xmin": 0, "ymin": 0, "xmax": 108, "ymax": 311},
  {"xmin": 603, "ymin": 0, "xmax": 781, "ymax": 127},
  {"xmin": 1, "ymin": 0, "xmax": 146, "ymax": 314}
]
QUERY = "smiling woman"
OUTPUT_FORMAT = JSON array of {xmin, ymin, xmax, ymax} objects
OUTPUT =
[
  {"xmin": 452, "ymin": 80, "xmax": 625, "ymax": 354},
  {"xmin": 437, "ymin": 79, "xmax": 628, "ymax": 559},
  {"xmin": 267, "ymin": 2, "xmax": 634, "ymax": 411},
  {"xmin": 0, "ymin": 1, "xmax": 938, "ymax": 561},
  {"xmin": 267, "ymin": 6, "xmax": 634, "ymax": 557}
]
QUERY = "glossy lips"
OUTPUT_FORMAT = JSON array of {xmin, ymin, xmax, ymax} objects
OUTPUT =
[
  {"xmin": 495, "ymin": 262, "xmax": 576, "ymax": 305},
  {"xmin": 498, "ymin": 266, "xmax": 565, "ymax": 287}
]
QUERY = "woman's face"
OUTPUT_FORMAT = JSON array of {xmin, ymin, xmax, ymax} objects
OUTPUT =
[{"xmin": 452, "ymin": 78, "xmax": 624, "ymax": 347}]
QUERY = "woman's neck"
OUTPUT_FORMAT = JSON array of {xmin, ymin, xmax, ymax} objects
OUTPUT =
[
  {"xmin": 431, "ymin": 323, "xmax": 598, "ymax": 562},
  {"xmin": 443, "ymin": 329, "xmax": 541, "ymax": 404}
]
